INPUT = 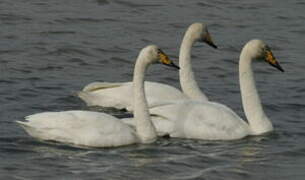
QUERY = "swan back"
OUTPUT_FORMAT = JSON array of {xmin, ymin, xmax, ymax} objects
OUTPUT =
[
  {"xmin": 149, "ymin": 101, "xmax": 250, "ymax": 140},
  {"xmin": 18, "ymin": 111, "xmax": 138, "ymax": 147}
]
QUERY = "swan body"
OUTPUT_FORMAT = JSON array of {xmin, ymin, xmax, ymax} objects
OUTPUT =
[
  {"xmin": 78, "ymin": 23, "xmax": 217, "ymax": 111},
  {"xmin": 17, "ymin": 45, "xmax": 178, "ymax": 147},
  {"xmin": 151, "ymin": 101, "xmax": 250, "ymax": 140},
  {"xmin": 122, "ymin": 100, "xmax": 250, "ymax": 140},
  {"xmin": 123, "ymin": 40, "xmax": 284, "ymax": 140}
]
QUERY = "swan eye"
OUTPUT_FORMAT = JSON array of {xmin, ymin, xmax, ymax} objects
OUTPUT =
[{"xmin": 264, "ymin": 47, "xmax": 284, "ymax": 72}]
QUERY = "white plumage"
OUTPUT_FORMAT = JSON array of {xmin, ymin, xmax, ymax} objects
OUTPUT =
[
  {"xmin": 18, "ymin": 111, "xmax": 138, "ymax": 147},
  {"xmin": 17, "ymin": 45, "xmax": 178, "ymax": 147},
  {"xmin": 78, "ymin": 23, "xmax": 217, "ymax": 111},
  {"xmin": 78, "ymin": 81, "xmax": 188, "ymax": 111},
  {"xmin": 124, "ymin": 40, "xmax": 284, "ymax": 140}
]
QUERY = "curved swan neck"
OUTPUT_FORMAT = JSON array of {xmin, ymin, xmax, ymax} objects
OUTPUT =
[
  {"xmin": 179, "ymin": 31, "xmax": 208, "ymax": 101},
  {"xmin": 133, "ymin": 54, "xmax": 157, "ymax": 144},
  {"xmin": 239, "ymin": 47, "xmax": 273, "ymax": 134}
]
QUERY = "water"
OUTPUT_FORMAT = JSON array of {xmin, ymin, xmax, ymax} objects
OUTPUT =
[{"xmin": 1, "ymin": 0, "xmax": 305, "ymax": 179}]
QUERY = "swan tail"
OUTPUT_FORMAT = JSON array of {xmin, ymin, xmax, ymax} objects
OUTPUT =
[
  {"xmin": 16, "ymin": 120, "xmax": 46, "ymax": 140},
  {"xmin": 16, "ymin": 120, "xmax": 30, "ymax": 128},
  {"xmin": 16, "ymin": 114, "xmax": 46, "ymax": 131},
  {"xmin": 78, "ymin": 82, "xmax": 131, "ymax": 109},
  {"xmin": 17, "ymin": 113, "xmax": 75, "ymax": 142},
  {"xmin": 82, "ymin": 82, "xmax": 123, "ymax": 92},
  {"xmin": 77, "ymin": 91, "xmax": 95, "ymax": 106}
]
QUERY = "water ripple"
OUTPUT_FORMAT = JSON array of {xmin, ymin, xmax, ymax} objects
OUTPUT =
[
  {"xmin": 113, "ymin": 0, "xmax": 163, "ymax": 8},
  {"xmin": 45, "ymin": 47, "xmax": 94, "ymax": 57},
  {"xmin": 95, "ymin": 0, "xmax": 110, "ymax": 6},
  {"xmin": 0, "ymin": 13, "xmax": 32, "ymax": 24},
  {"xmin": 94, "ymin": 46, "xmax": 130, "ymax": 54},
  {"xmin": 38, "ymin": 31, "xmax": 76, "ymax": 36}
]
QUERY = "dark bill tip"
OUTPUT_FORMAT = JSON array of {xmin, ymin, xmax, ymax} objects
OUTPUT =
[
  {"xmin": 270, "ymin": 62, "xmax": 284, "ymax": 72},
  {"xmin": 166, "ymin": 62, "xmax": 180, "ymax": 70},
  {"xmin": 206, "ymin": 41, "xmax": 218, "ymax": 49}
]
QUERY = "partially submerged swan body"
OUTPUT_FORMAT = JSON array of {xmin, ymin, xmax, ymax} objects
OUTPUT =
[
  {"xmin": 17, "ymin": 45, "xmax": 179, "ymax": 147},
  {"xmin": 78, "ymin": 23, "xmax": 217, "ymax": 111},
  {"xmin": 124, "ymin": 40, "xmax": 284, "ymax": 140}
]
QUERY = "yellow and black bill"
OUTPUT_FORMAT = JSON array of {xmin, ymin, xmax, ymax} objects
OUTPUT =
[
  {"xmin": 265, "ymin": 47, "xmax": 284, "ymax": 72},
  {"xmin": 158, "ymin": 49, "xmax": 180, "ymax": 70},
  {"xmin": 203, "ymin": 30, "xmax": 218, "ymax": 49}
]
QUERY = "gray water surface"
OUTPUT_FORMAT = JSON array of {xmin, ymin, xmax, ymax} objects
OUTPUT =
[{"xmin": 1, "ymin": 0, "xmax": 305, "ymax": 179}]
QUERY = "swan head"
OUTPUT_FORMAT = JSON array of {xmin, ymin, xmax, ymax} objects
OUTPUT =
[
  {"xmin": 187, "ymin": 23, "xmax": 217, "ymax": 49},
  {"xmin": 141, "ymin": 45, "xmax": 180, "ymax": 69},
  {"xmin": 245, "ymin": 39, "xmax": 284, "ymax": 72}
]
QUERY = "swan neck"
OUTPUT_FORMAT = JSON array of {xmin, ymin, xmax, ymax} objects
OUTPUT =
[
  {"xmin": 133, "ymin": 55, "xmax": 157, "ymax": 143},
  {"xmin": 179, "ymin": 32, "xmax": 208, "ymax": 101},
  {"xmin": 239, "ymin": 48, "xmax": 273, "ymax": 134}
]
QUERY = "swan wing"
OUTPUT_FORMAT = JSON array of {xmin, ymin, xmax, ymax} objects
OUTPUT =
[
  {"xmin": 82, "ymin": 82, "xmax": 123, "ymax": 92},
  {"xmin": 78, "ymin": 81, "xmax": 188, "ymax": 111},
  {"xmin": 17, "ymin": 111, "xmax": 138, "ymax": 147},
  {"xmin": 78, "ymin": 82, "xmax": 132, "ymax": 109}
]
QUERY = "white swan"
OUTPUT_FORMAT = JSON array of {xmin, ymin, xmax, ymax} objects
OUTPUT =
[
  {"xmin": 78, "ymin": 23, "xmax": 217, "ymax": 111},
  {"xmin": 16, "ymin": 45, "xmax": 179, "ymax": 147},
  {"xmin": 124, "ymin": 39, "xmax": 284, "ymax": 140}
]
